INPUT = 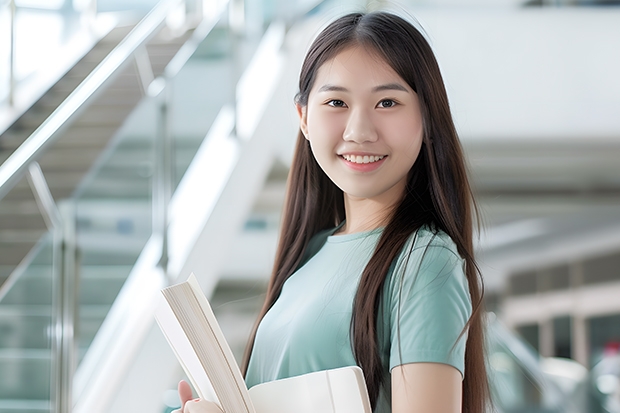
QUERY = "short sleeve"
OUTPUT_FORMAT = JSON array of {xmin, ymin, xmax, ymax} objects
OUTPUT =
[{"xmin": 385, "ymin": 233, "xmax": 472, "ymax": 378}]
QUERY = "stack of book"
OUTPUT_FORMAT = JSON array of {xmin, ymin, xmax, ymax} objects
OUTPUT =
[{"xmin": 155, "ymin": 274, "xmax": 372, "ymax": 413}]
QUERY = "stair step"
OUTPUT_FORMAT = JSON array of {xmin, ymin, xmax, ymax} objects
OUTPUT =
[
  {"xmin": 0, "ymin": 7, "xmax": 201, "ymax": 411},
  {"xmin": 0, "ymin": 277, "xmax": 128, "ymax": 306},
  {"xmin": 0, "ymin": 351, "xmax": 51, "ymax": 400},
  {"xmin": 0, "ymin": 398, "xmax": 50, "ymax": 413},
  {"xmin": 0, "ymin": 241, "xmax": 48, "ymax": 269},
  {"xmin": 1, "ymin": 24, "xmax": 137, "ymax": 150},
  {"xmin": 0, "ymin": 304, "xmax": 111, "ymax": 350},
  {"xmin": 0, "ymin": 279, "xmax": 52, "ymax": 306},
  {"xmin": 0, "ymin": 310, "xmax": 51, "ymax": 349}
]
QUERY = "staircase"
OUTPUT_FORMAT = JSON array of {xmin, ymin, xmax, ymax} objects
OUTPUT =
[
  {"xmin": 0, "ymin": 0, "xmax": 328, "ymax": 409},
  {"xmin": 0, "ymin": 22, "xmax": 194, "ymax": 289},
  {"xmin": 0, "ymin": 3, "xmax": 211, "ymax": 412}
]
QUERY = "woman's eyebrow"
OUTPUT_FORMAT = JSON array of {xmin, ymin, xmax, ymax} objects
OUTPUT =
[
  {"xmin": 372, "ymin": 83, "xmax": 408, "ymax": 93},
  {"xmin": 316, "ymin": 83, "xmax": 409, "ymax": 93},
  {"xmin": 317, "ymin": 84, "xmax": 348, "ymax": 93}
]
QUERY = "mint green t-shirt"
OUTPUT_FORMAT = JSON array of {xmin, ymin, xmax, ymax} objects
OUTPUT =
[{"xmin": 245, "ymin": 226, "xmax": 472, "ymax": 412}]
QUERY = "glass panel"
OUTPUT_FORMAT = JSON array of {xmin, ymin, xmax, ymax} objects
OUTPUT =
[
  {"xmin": 583, "ymin": 251, "xmax": 620, "ymax": 285},
  {"xmin": 553, "ymin": 316, "xmax": 572, "ymax": 359},
  {"xmin": 510, "ymin": 270, "xmax": 538, "ymax": 296},
  {"xmin": 588, "ymin": 313, "xmax": 620, "ymax": 367},
  {"xmin": 540, "ymin": 264, "xmax": 570, "ymax": 292},
  {"xmin": 0, "ymin": 175, "xmax": 55, "ymax": 412},
  {"xmin": 0, "ymin": 236, "xmax": 53, "ymax": 406},
  {"xmin": 73, "ymin": 98, "xmax": 157, "ymax": 365},
  {"xmin": 0, "ymin": 177, "xmax": 48, "ymax": 286}
]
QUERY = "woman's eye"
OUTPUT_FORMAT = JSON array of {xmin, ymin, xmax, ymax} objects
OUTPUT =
[
  {"xmin": 327, "ymin": 99, "xmax": 346, "ymax": 108},
  {"xmin": 378, "ymin": 99, "xmax": 396, "ymax": 108}
]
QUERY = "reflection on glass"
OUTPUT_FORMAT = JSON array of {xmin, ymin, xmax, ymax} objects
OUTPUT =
[
  {"xmin": 0, "ymin": 233, "xmax": 54, "ymax": 407},
  {"xmin": 73, "ymin": 98, "xmax": 156, "ymax": 365}
]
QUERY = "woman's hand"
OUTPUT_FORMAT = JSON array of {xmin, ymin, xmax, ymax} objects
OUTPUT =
[{"xmin": 171, "ymin": 380, "xmax": 224, "ymax": 413}]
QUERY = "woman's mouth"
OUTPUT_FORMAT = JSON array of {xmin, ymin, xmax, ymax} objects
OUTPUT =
[
  {"xmin": 340, "ymin": 154, "xmax": 386, "ymax": 164},
  {"xmin": 339, "ymin": 154, "xmax": 387, "ymax": 172}
]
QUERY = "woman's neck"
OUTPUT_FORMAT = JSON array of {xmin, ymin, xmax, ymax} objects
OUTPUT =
[{"xmin": 336, "ymin": 193, "xmax": 400, "ymax": 235}]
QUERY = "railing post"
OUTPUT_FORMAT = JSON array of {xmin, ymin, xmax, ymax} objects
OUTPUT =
[
  {"xmin": 184, "ymin": 0, "xmax": 204, "ymax": 25},
  {"xmin": 229, "ymin": 0, "xmax": 244, "ymax": 33},
  {"xmin": 27, "ymin": 163, "xmax": 75, "ymax": 413},
  {"xmin": 152, "ymin": 78, "xmax": 173, "ymax": 282},
  {"xmin": 88, "ymin": 0, "xmax": 97, "ymax": 21},
  {"xmin": 9, "ymin": 0, "xmax": 16, "ymax": 106},
  {"xmin": 54, "ymin": 201, "xmax": 77, "ymax": 413},
  {"xmin": 229, "ymin": 0, "xmax": 245, "ymax": 138}
]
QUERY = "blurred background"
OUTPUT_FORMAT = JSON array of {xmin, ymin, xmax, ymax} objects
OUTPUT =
[{"xmin": 0, "ymin": 0, "xmax": 619, "ymax": 412}]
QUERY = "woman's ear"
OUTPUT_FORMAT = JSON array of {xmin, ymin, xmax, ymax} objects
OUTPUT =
[{"xmin": 296, "ymin": 103, "xmax": 309, "ymax": 139}]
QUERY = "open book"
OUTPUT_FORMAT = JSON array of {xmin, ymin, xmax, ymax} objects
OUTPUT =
[{"xmin": 155, "ymin": 274, "xmax": 372, "ymax": 413}]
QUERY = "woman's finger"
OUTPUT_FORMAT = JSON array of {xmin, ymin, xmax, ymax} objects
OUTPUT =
[{"xmin": 178, "ymin": 380, "xmax": 194, "ymax": 409}]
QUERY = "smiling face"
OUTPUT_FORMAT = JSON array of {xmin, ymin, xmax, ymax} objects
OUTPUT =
[{"xmin": 298, "ymin": 46, "xmax": 424, "ymax": 208}]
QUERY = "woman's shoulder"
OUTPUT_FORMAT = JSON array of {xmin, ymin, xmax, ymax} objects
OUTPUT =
[
  {"xmin": 405, "ymin": 225, "xmax": 462, "ymax": 261},
  {"xmin": 386, "ymin": 225, "xmax": 466, "ymax": 291}
]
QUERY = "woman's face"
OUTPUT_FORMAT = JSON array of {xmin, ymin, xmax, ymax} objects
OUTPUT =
[{"xmin": 298, "ymin": 46, "xmax": 424, "ymax": 206}]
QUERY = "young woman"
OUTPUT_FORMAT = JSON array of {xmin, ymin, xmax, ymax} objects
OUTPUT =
[{"xmin": 176, "ymin": 11, "xmax": 489, "ymax": 413}]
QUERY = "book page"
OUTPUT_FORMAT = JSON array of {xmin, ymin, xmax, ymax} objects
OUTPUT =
[
  {"xmin": 156, "ymin": 274, "xmax": 255, "ymax": 413},
  {"xmin": 155, "ymin": 295, "xmax": 219, "ymax": 403}
]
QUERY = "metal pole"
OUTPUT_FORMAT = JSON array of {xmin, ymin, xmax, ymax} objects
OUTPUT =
[
  {"xmin": 229, "ymin": 0, "xmax": 244, "ymax": 34},
  {"xmin": 89, "ymin": 0, "xmax": 97, "ymax": 19},
  {"xmin": 26, "ymin": 163, "xmax": 62, "ymax": 230},
  {"xmin": 153, "ymin": 79, "xmax": 173, "ymax": 281},
  {"xmin": 195, "ymin": 0, "xmax": 203, "ymax": 19},
  {"xmin": 187, "ymin": 0, "xmax": 203, "ymax": 26},
  {"xmin": 230, "ymin": 0, "xmax": 245, "ymax": 138},
  {"xmin": 26, "ymin": 164, "xmax": 75, "ymax": 413},
  {"xmin": 9, "ymin": 0, "xmax": 16, "ymax": 106},
  {"xmin": 55, "ymin": 201, "xmax": 77, "ymax": 413}
]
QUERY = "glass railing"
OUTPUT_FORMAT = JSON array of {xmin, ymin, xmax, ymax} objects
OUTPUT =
[
  {"xmin": 0, "ymin": 1, "xmax": 227, "ymax": 411},
  {"xmin": 0, "ymin": 226, "xmax": 56, "ymax": 412},
  {"xmin": 0, "ymin": 0, "xmax": 329, "ymax": 411},
  {"xmin": 72, "ymin": 97, "xmax": 157, "ymax": 365},
  {"xmin": 69, "ymin": 15, "xmax": 243, "ymax": 369},
  {"xmin": 0, "ymin": 0, "xmax": 120, "ymax": 126}
]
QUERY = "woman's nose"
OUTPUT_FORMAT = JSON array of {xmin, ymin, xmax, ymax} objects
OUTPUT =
[{"xmin": 343, "ymin": 108, "xmax": 378, "ymax": 143}]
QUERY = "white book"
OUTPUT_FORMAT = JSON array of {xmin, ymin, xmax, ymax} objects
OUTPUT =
[{"xmin": 155, "ymin": 273, "xmax": 372, "ymax": 413}]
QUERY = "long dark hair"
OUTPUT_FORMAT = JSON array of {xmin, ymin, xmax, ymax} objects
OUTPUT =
[{"xmin": 242, "ymin": 11, "xmax": 489, "ymax": 412}]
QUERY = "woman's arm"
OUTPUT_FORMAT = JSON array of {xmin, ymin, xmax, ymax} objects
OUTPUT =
[{"xmin": 391, "ymin": 362, "xmax": 462, "ymax": 413}]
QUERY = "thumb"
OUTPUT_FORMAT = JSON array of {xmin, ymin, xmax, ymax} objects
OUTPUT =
[{"xmin": 178, "ymin": 380, "xmax": 194, "ymax": 409}]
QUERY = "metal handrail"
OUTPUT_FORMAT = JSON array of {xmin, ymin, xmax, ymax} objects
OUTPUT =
[
  {"xmin": 0, "ymin": 2, "xmax": 190, "ymax": 412},
  {"xmin": 0, "ymin": 1, "xmax": 322, "ymax": 411},
  {"xmin": 0, "ymin": 0, "xmax": 180, "ymax": 201}
]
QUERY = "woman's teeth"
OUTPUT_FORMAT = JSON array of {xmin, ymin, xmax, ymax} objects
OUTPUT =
[{"xmin": 341, "ymin": 154, "xmax": 386, "ymax": 164}]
